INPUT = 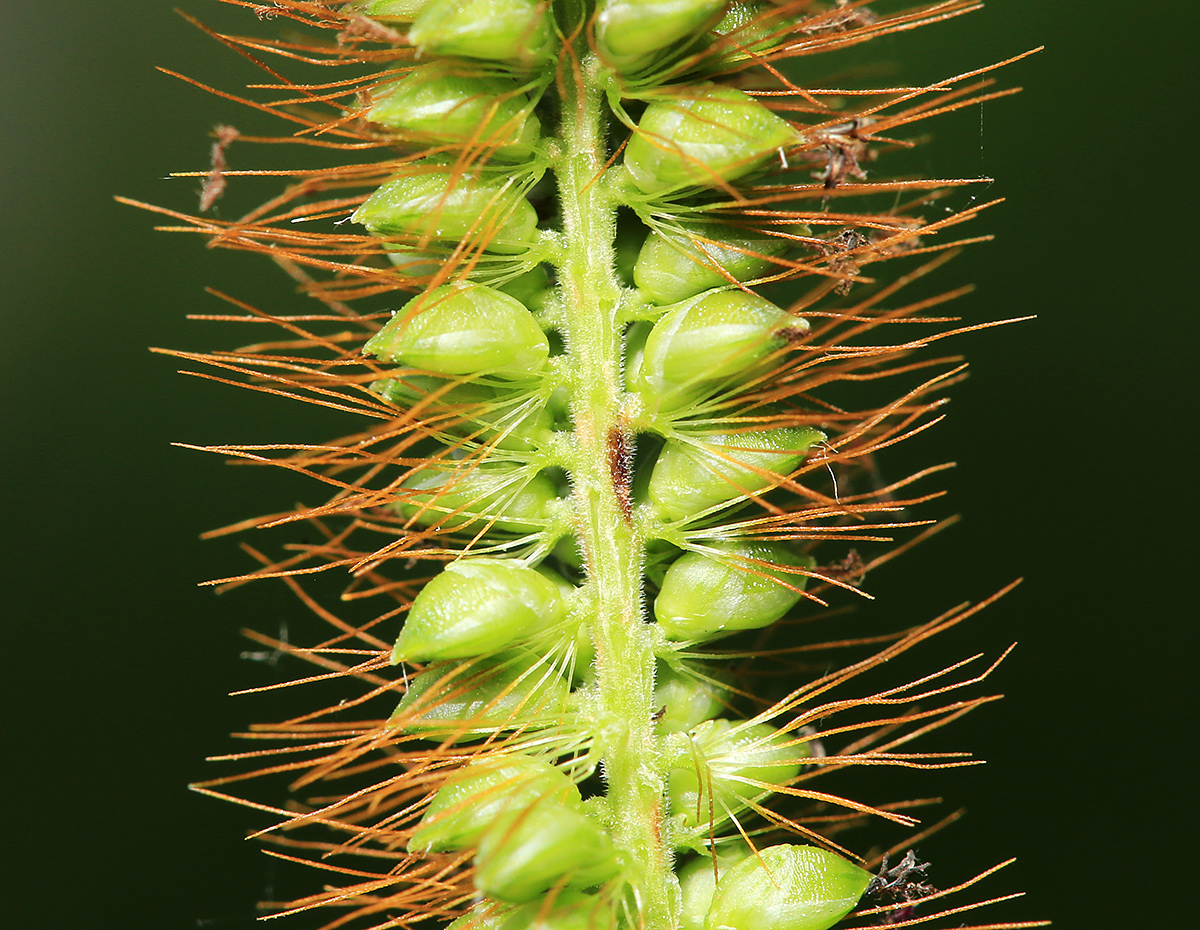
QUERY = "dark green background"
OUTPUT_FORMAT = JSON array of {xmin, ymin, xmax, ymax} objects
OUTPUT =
[{"xmin": 2, "ymin": 2, "xmax": 1190, "ymax": 927}]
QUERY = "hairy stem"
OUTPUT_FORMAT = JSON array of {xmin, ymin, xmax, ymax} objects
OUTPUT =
[{"xmin": 556, "ymin": 34, "xmax": 673, "ymax": 930}]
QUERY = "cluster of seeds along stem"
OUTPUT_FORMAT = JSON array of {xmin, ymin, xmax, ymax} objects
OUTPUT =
[{"xmin": 135, "ymin": 2, "xmax": 1047, "ymax": 929}]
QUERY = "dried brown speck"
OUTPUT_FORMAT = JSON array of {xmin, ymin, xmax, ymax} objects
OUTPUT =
[
  {"xmin": 199, "ymin": 125, "xmax": 240, "ymax": 213},
  {"xmin": 606, "ymin": 425, "xmax": 635, "ymax": 525},
  {"xmin": 813, "ymin": 549, "xmax": 867, "ymax": 585},
  {"xmin": 804, "ymin": 117, "xmax": 876, "ymax": 190},
  {"xmin": 800, "ymin": 0, "xmax": 878, "ymax": 35},
  {"xmin": 338, "ymin": 14, "xmax": 404, "ymax": 46},
  {"xmin": 816, "ymin": 228, "xmax": 872, "ymax": 294}
]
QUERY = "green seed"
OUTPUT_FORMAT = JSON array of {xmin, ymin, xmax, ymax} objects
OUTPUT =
[
  {"xmin": 668, "ymin": 718, "xmax": 809, "ymax": 831},
  {"xmin": 410, "ymin": 0, "xmax": 556, "ymax": 66},
  {"xmin": 614, "ymin": 211, "xmax": 648, "ymax": 286},
  {"xmin": 382, "ymin": 245, "xmax": 444, "ymax": 280},
  {"xmin": 596, "ymin": 0, "xmax": 729, "ymax": 71},
  {"xmin": 353, "ymin": 167, "xmax": 539, "ymax": 254},
  {"xmin": 568, "ymin": 619, "xmax": 595, "ymax": 682},
  {"xmin": 632, "ymin": 291, "xmax": 799, "ymax": 414},
  {"xmin": 705, "ymin": 844, "xmax": 872, "ymax": 930},
  {"xmin": 447, "ymin": 893, "xmax": 609, "ymax": 930},
  {"xmin": 367, "ymin": 63, "xmax": 541, "ymax": 159},
  {"xmin": 622, "ymin": 320, "xmax": 652, "ymax": 393},
  {"xmin": 346, "ymin": 0, "xmax": 428, "ymax": 21},
  {"xmin": 392, "ymin": 557, "xmax": 570, "ymax": 663},
  {"xmin": 446, "ymin": 909, "xmax": 507, "ymax": 930},
  {"xmin": 475, "ymin": 802, "xmax": 621, "ymax": 902},
  {"xmin": 497, "ymin": 263, "xmax": 553, "ymax": 313},
  {"xmin": 633, "ymin": 221, "xmax": 794, "ymax": 305},
  {"xmin": 391, "ymin": 650, "xmax": 571, "ymax": 739},
  {"xmin": 624, "ymin": 83, "xmax": 797, "ymax": 194},
  {"xmin": 677, "ymin": 843, "xmax": 752, "ymax": 930},
  {"xmin": 654, "ymin": 662, "xmax": 733, "ymax": 733},
  {"xmin": 709, "ymin": 1, "xmax": 789, "ymax": 63},
  {"xmin": 397, "ymin": 462, "xmax": 560, "ymax": 534},
  {"xmin": 648, "ymin": 427, "xmax": 825, "ymax": 522},
  {"xmin": 365, "ymin": 284, "xmax": 549, "ymax": 379},
  {"xmin": 654, "ymin": 541, "xmax": 814, "ymax": 642},
  {"xmin": 524, "ymin": 563, "xmax": 594, "ymax": 677},
  {"xmin": 372, "ymin": 375, "xmax": 555, "ymax": 451},
  {"xmin": 410, "ymin": 754, "xmax": 582, "ymax": 853},
  {"xmin": 505, "ymin": 894, "xmax": 611, "ymax": 930}
]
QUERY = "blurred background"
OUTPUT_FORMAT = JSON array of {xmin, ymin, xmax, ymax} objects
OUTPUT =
[{"xmin": 2, "ymin": 1, "xmax": 1190, "ymax": 927}]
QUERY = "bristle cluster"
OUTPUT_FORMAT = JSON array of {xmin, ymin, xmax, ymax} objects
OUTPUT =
[{"xmin": 137, "ymin": 2, "xmax": 1044, "ymax": 929}]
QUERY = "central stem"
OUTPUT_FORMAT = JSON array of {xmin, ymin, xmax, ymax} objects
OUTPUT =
[{"xmin": 556, "ymin": 44, "xmax": 674, "ymax": 930}]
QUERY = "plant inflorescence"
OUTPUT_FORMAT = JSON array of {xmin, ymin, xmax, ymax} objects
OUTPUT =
[{"xmin": 128, "ymin": 2, "xmax": 1046, "ymax": 928}]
